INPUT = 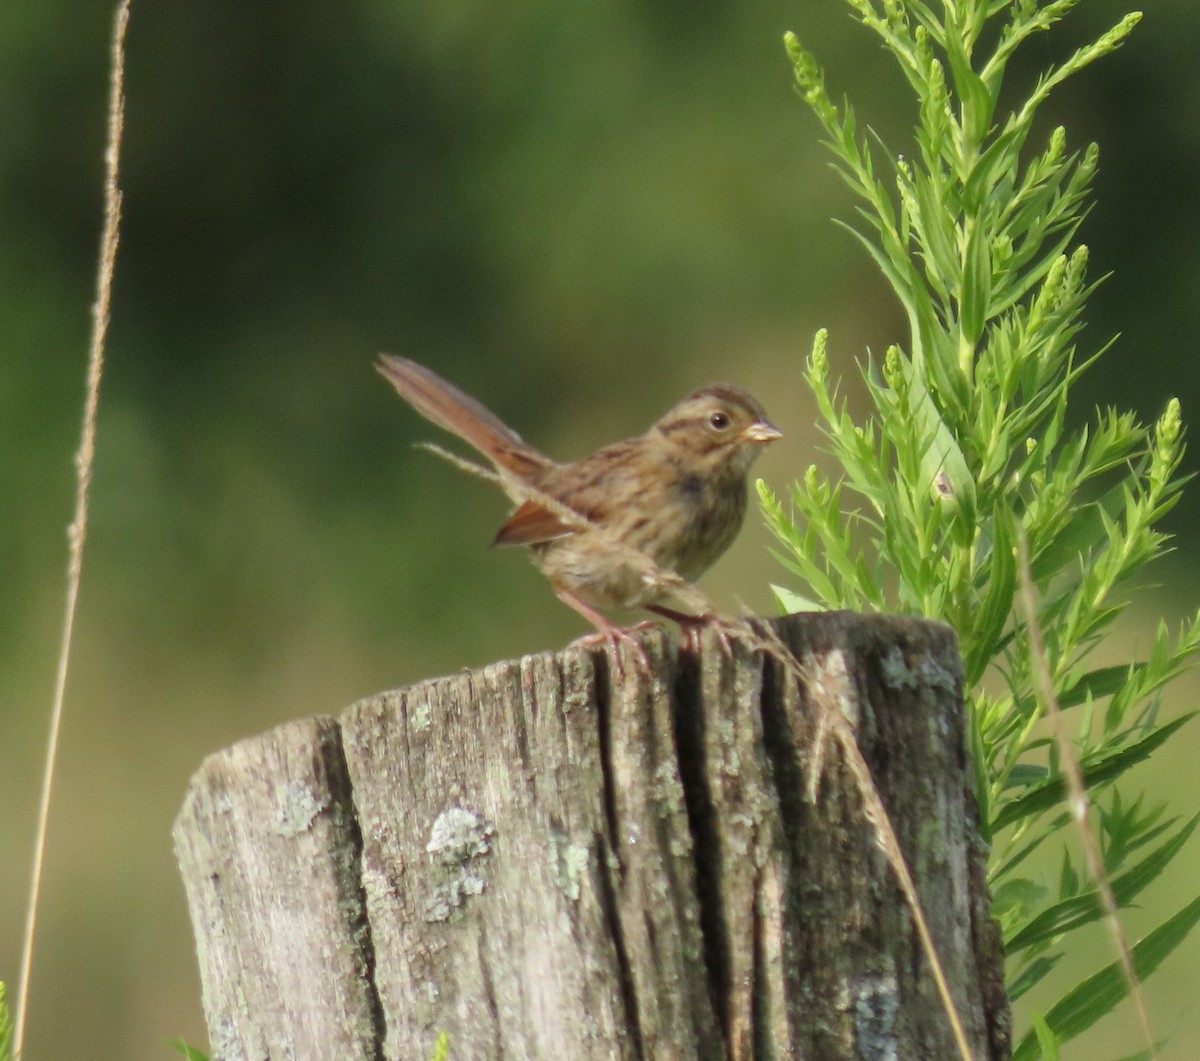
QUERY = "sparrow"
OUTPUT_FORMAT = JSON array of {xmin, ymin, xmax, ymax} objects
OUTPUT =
[{"xmin": 378, "ymin": 355, "xmax": 781, "ymax": 669}]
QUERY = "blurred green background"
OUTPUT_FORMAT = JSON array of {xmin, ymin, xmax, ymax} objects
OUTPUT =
[{"xmin": 2, "ymin": 0, "xmax": 1197, "ymax": 1057}]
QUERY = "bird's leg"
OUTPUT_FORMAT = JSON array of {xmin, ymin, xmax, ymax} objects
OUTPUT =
[
  {"xmin": 556, "ymin": 589, "xmax": 651, "ymax": 681},
  {"xmin": 646, "ymin": 604, "xmax": 733, "ymax": 656}
]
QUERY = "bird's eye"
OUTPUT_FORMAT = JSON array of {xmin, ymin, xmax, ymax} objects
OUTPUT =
[{"xmin": 709, "ymin": 411, "xmax": 731, "ymax": 431}]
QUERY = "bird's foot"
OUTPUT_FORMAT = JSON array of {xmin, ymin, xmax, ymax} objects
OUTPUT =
[
  {"xmin": 570, "ymin": 624, "xmax": 653, "ymax": 682},
  {"xmin": 557, "ymin": 590, "xmax": 653, "ymax": 682},
  {"xmin": 646, "ymin": 605, "xmax": 734, "ymax": 656}
]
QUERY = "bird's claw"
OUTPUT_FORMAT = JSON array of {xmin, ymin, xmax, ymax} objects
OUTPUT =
[
  {"xmin": 647, "ymin": 605, "xmax": 734, "ymax": 657},
  {"xmin": 572, "ymin": 625, "xmax": 653, "ymax": 682}
]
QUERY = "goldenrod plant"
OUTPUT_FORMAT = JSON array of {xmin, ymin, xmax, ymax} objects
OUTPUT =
[{"xmin": 763, "ymin": 1, "xmax": 1200, "ymax": 1055}]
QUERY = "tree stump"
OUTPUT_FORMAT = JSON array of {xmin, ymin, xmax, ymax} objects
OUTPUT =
[{"xmin": 174, "ymin": 612, "xmax": 1010, "ymax": 1060}]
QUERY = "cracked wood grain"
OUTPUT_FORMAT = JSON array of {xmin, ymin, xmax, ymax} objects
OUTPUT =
[{"xmin": 175, "ymin": 612, "xmax": 1010, "ymax": 1060}]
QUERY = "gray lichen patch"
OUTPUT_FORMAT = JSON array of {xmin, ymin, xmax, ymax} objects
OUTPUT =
[
  {"xmin": 879, "ymin": 645, "xmax": 918, "ymax": 691},
  {"xmin": 851, "ymin": 972, "xmax": 899, "ymax": 1061},
  {"xmin": 409, "ymin": 698, "xmax": 433, "ymax": 732},
  {"xmin": 423, "ymin": 869, "xmax": 487, "ymax": 922},
  {"xmin": 273, "ymin": 780, "xmax": 329, "ymax": 836},
  {"xmin": 551, "ymin": 826, "xmax": 590, "ymax": 901},
  {"xmin": 423, "ymin": 806, "xmax": 497, "ymax": 921},
  {"xmin": 918, "ymin": 652, "xmax": 959, "ymax": 693},
  {"xmin": 426, "ymin": 806, "xmax": 496, "ymax": 863},
  {"xmin": 880, "ymin": 643, "xmax": 959, "ymax": 696}
]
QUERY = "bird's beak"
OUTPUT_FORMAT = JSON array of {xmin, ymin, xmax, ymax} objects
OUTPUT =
[{"xmin": 743, "ymin": 419, "xmax": 783, "ymax": 444}]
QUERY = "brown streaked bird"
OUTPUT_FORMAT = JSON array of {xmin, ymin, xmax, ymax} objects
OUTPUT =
[{"xmin": 377, "ymin": 355, "xmax": 781, "ymax": 668}]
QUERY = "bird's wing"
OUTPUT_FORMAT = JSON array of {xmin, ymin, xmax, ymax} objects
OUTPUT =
[{"xmin": 492, "ymin": 499, "xmax": 576, "ymax": 547}]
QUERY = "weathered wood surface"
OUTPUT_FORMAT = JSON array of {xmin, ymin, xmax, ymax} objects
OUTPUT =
[{"xmin": 174, "ymin": 612, "xmax": 1010, "ymax": 1060}]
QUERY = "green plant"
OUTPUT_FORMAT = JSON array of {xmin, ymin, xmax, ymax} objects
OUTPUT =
[
  {"xmin": 429, "ymin": 1030, "xmax": 451, "ymax": 1061},
  {"xmin": 167, "ymin": 1038, "xmax": 209, "ymax": 1061},
  {"xmin": 765, "ymin": 0, "xmax": 1200, "ymax": 1054},
  {"xmin": 1, "ymin": 983, "xmax": 13, "ymax": 1061}
]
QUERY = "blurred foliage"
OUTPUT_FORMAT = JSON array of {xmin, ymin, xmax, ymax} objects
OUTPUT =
[{"xmin": 1, "ymin": 1, "xmax": 1196, "ymax": 1059}]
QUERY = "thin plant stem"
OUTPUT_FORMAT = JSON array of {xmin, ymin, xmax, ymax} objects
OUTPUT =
[
  {"xmin": 1015, "ymin": 528, "xmax": 1156, "ymax": 1057},
  {"xmin": 13, "ymin": 2, "xmax": 130, "ymax": 1056}
]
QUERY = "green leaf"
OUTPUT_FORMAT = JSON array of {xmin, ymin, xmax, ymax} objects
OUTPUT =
[
  {"xmin": 1029, "ymin": 1011, "xmax": 1060, "ymax": 1061},
  {"xmin": 903, "ymin": 370, "xmax": 979, "ymax": 521},
  {"xmin": 0, "ymin": 983, "xmax": 12, "ymax": 1061},
  {"xmin": 1005, "ymin": 813, "xmax": 1200, "ymax": 951},
  {"xmin": 771, "ymin": 583, "xmax": 822, "ymax": 614},
  {"xmin": 942, "ymin": 24, "xmax": 995, "ymax": 142},
  {"xmin": 960, "ymin": 217, "xmax": 993, "ymax": 343},
  {"xmin": 912, "ymin": 171, "xmax": 959, "ymax": 290},
  {"xmin": 1012, "ymin": 894, "xmax": 1200, "ymax": 1060},
  {"xmin": 1003, "ymin": 763, "xmax": 1048, "ymax": 789},
  {"xmin": 969, "ymin": 703, "xmax": 993, "ymax": 842},
  {"xmin": 991, "ymin": 714, "xmax": 1196, "ymax": 832},
  {"xmin": 167, "ymin": 1040, "xmax": 210, "ymax": 1061},
  {"xmin": 1028, "ymin": 499, "xmax": 1108, "ymax": 585},
  {"xmin": 993, "ymin": 875, "xmax": 1047, "ymax": 921},
  {"xmin": 962, "ymin": 125, "xmax": 1028, "ymax": 212},
  {"xmin": 1058, "ymin": 664, "xmax": 1137, "ymax": 708},
  {"xmin": 966, "ymin": 504, "xmax": 1016, "ymax": 684},
  {"xmin": 1008, "ymin": 953, "xmax": 1065, "ymax": 1004},
  {"xmin": 835, "ymin": 219, "xmax": 918, "ymax": 322}
]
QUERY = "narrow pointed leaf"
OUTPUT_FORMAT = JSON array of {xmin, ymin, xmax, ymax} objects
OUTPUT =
[
  {"xmin": 1007, "ymin": 953, "xmax": 1065, "ymax": 1003},
  {"xmin": 1012, "ymin": 895, "xmax": 1200, "ymax": 1060},
  {"xmin": 960, "ymin": 218, "xmax": 993, "ymax": 342},
  {"xmin": 1059, "ymin": 664, "xmax": 1140, "ymax": 708},
  {"xmin": 1030, "ymin": 1012, "xmax": 1060, "ymax": 1061},
  {"xmin": 992, "ymin": 714, "xmax": 1196, "ymax": 831},
  {"xmin": 1006, "ymin": 813, "xmax": 1200, "ymax": 951},
  {"xmin": 966, "ymin": 505, "xmax": 1016, "ymax": 683}
]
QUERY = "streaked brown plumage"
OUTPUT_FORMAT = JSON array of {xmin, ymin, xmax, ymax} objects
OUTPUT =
[{"xmin": 377, "ymin": 355, "xmax": 781, "ymax": 662}]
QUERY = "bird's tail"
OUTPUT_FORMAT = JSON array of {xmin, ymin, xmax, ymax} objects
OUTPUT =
[{"xmin": 377, "ymin": 355, "xmax": 551, "ymax": 478}]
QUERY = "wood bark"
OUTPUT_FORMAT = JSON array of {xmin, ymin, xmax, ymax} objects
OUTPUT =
[{"xmin": 174, "ymin": 612, "xmax": 1010, "ymax": 1060}]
